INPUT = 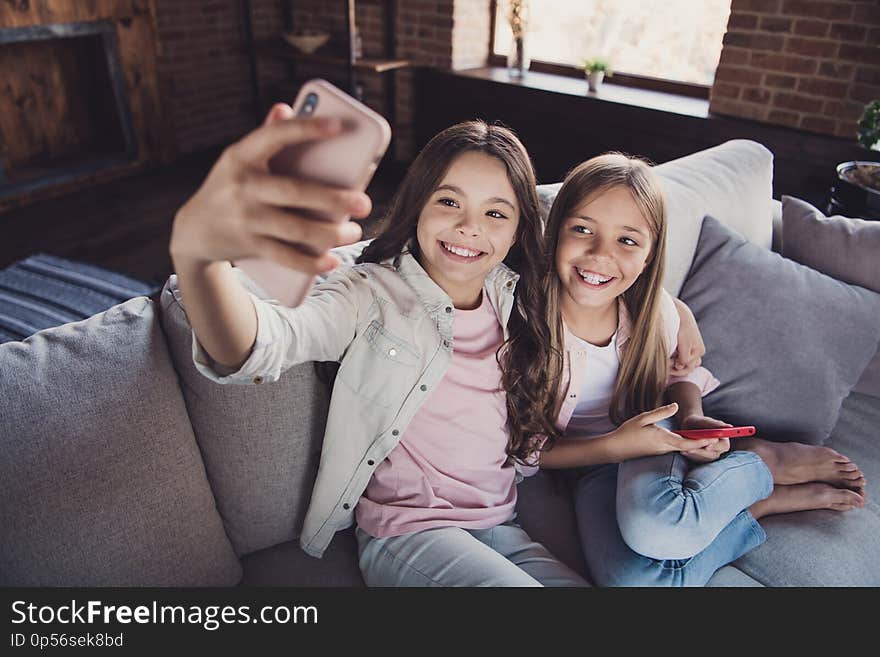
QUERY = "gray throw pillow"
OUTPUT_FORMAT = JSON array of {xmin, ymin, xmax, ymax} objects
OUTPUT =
[
  {"xmin": 0, "ymin": 297, "xmax": 242, "ymax": 585},
  {"xmin": 781, "ymin": 195, "xmax": 880, "ymax": 398},
  {"xmin": 678, "ymin": 216, "xmax": 880, "ymax": 444},
  {"xmin": 781, "ymin": 195, "xmax": 880, "ymax": 290},
  {"xmin": 158, "ymin": 274, "xmax": 332, "ymax": 558}
]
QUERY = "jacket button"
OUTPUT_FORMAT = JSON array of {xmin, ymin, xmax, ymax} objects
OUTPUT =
[
  {"xmin": 420, "ymin": 384, "xmax": 427, "ymax": 391},
  {"xmin": 392, "ymin": 429, "xmax": 399, "ymax": 436},
  {"xmin": 388, "ymin": 348, "xmax": 397, "ymax": 357},
  {"xmin": 445, "ymin": 306, "xmax": 452, "ymax": 313},
  {"xmin": 506, "ymin": 281, "xmax": 513, "ymax": 288},
  {"xmin": 252, "ymin": 376, "xmax": 264, "ymax": 384},
  {"xmin": 368, "ymin": 459, "xmax": 375, "ymax": 466},
  {"xmin": 343, "ymin": 503, "xmax": 350, "ymax": 510}
]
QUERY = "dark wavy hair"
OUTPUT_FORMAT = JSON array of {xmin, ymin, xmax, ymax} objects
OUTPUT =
[{"xmin": 356, "ymin": 120, "xmax": 557, "ymax": 464}]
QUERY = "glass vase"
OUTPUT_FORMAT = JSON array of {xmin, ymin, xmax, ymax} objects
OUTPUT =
[{"xmin": 507, "ymin": 35, "xmax": 530, "ymax": 78}]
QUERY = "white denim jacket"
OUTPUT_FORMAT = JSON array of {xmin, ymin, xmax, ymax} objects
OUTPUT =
[{"xmin": 192, "ymin": 250, "xmax": 520, "ymax": 557}]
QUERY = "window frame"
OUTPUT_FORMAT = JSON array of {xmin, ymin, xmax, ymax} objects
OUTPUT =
[{"xmin": 488, "ymin": 0, "xmax": 712, "ymax": 100}]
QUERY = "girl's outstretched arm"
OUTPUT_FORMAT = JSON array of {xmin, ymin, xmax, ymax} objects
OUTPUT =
[
  {"xmin": 172, "ymin": 259, "xmax": 260, "ymax": 370},
  {"xmin": 169, "ymin": 105, "xmax": 370, "ymax": 369}
]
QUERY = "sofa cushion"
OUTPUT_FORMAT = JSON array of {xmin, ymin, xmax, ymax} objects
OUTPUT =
[
  {"xmin": 514, "ymin": 471, "xmax": 589, "ymax": 579},
  {"xmin": 240, "ymin": 527, "xmax": 363, "ymax": 586},
  {"xmin": 678, "ymin": 215, "xmax": 880, "ymax": 444},
  {"xmin": 0, "ymin": 297, "xmax": 241, "ymax": 586},
  {"xmin": 705, "ymin": 565, "xmax": 764, "ymax": 587},
  {"xmin": 731, "ymin": 391, "xmax": 880, "ymax": 586},
  {"xmin": 538, "ymin": 139, "xmax": 775, "ymax": 297},
  {"xmin": 780, "ymin": 195, "xmax": 880, "ymax": 398},
  {"xmin": 158, "ymin": 273, "xmax": 330, "ymax": 557},
  {"xmin": 781, "ymin": 195, "xmax": 880, "ymax": 291}
]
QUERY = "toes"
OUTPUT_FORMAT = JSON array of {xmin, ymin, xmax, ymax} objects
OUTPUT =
[
  {"xmin": 840, "ymin": 489, "xmax": 866, "ymax": 505},
  {"xmin": 838, "ymin": 462, "xmax": 860, "ymax": 473},
  {"xmin": 826, "ymin": 448, "xmax": 852, "ymax": 464}
]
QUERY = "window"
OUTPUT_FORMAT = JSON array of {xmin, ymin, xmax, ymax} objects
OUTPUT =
[{"xmin": 492, "ymin": 0, "xmax": 732, "ymax": 88}]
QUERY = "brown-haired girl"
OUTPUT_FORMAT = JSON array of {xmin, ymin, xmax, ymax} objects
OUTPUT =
[
  {"xmin": 171, "ymin": 106, "xmax": 596, "ymax": 585},
  {"xmin": 524, "ymin": 153, "xmax": 866, "ymax": 586}
]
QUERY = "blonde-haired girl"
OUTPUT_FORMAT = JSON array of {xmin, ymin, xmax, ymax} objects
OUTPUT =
[{"xmin": 523, "ymin": 153, "xmax": 866, "ymax": 586}]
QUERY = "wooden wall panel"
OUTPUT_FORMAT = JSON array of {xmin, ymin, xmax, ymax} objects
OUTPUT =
[
  {"xmin": 0, "ymin": 36, "xmax": 119, "ymax": 176},
  {"xmin": 0, "ymin": 0, "xmax": 168, "ymax": 210}
]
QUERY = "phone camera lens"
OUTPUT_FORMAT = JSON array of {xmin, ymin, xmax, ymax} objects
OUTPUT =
[{"xmin": 300, "ymin": 92, "xmax": 319, "ymax": 116}]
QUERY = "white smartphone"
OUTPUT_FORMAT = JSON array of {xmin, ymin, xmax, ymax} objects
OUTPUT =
[{"xmin": 235, "ymin": 79, "xmax": 391, "ymax": 307}]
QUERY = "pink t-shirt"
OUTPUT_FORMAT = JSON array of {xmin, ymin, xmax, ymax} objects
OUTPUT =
[{"xmin": 356, "ymin": 290, "xmax": 516, "ymax": 538}]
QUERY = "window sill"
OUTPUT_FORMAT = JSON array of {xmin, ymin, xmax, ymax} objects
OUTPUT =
[{"xmin": 453, "ymin": 67, "xmax": 710, "ymax": 119}]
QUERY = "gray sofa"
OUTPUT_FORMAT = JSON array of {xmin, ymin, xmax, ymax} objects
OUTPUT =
[{"xmin": 2, "ymin": 140, "xmax": 878, "ymax": 587}]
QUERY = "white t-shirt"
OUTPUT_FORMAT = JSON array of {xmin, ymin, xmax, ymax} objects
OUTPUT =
[{"xmin": 565, "ymin": 332, "xmax": 620, "ymax": 438}]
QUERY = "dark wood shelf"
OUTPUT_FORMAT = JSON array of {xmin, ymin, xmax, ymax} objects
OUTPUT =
[{"xmin": 254, "ymin": 40, "xmax": 410, "ymax": 73}]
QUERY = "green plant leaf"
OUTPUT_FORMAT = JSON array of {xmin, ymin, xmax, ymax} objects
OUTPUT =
[{"xmin": 857, "ymin": 100, "xmax": 880, "ymax": 150}]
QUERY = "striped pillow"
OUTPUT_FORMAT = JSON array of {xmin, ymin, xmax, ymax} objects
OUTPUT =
[{"xmin": 0, "ymin": 254, "xmax": 159, "ymax": 343}]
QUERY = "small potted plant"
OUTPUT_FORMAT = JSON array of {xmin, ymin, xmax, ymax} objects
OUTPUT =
[
  {"xmin": 832, "ymin": 99, "xmax": 880, "ymax": 218},
  {"xmin": 584, "ymin": 58, "xmax": 612, "ymax": 92}
]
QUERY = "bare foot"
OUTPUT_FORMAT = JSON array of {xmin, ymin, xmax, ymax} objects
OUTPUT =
[
  {"xmin": 750, "ymin": 483, "xmax": 866, "ymax": 520},
  {"xmin": 738, "ymin": 438, "xmax": 866, "ymax": 491}
]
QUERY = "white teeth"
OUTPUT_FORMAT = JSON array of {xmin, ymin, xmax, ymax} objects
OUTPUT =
[
  {"xmin": 576, "ymin": 268, "xmax": 613, "ymax": 285},
  {"xmin": 442, "ymin": 242, "xmax": 481, "ymax": 258}
]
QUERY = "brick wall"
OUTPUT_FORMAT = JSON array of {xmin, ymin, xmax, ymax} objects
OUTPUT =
[
  {"xmin": 271, "ymin": 1, "xmax": 491, "ymax": 160},
  {"xmin": 396, "ymin": 1, "xmax": 492, "ymax": 157},
  {"xmin": 154, "ymin": 0, "xmax": 257, "ymax": 157},
  {"xmin": 249, "ymin": 0, "xmax": 288, "ymax": 114},
  {"xmin": 396, "ymin": 0, "xmax": 453, "ymax": 158},
  {"xmin": 710, "ymin": 0, "xmax": 880, "ymax": 140},
  {"xmin": 154, "ymin": 1, "xmax": 490, "ymax": 160}
]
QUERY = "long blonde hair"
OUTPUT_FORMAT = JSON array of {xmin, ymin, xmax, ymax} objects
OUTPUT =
[{"xmin": 540, "ymin": 153, "xmax": 669, "ymax": 435}]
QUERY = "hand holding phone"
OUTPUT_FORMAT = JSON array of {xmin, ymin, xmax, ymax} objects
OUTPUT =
[
  {"xmin": 169, "ymin": 107, "xmax": 369, "ymax": 270},
  {"xmin": 674, "ymin": 426, "xmax": 756, "ymax": 440},
  {"xmin": 235, "ymin": 79, "xmax": 391, "ymax": 307}
]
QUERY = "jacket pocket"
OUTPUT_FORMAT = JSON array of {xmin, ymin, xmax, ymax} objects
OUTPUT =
[
  {"xmin": 363, "ymin": 320, "xmax": 420, "ymax": 366},
  {"xmin": 336, "ymin": 320, "xmax": 421, "ymax": 408}
]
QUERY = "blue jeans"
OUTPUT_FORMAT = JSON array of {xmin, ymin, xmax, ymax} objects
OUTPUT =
[
  {"xmin": 574, "ymin": 450, "xmax": 773, "ymax": 587},
  {"xmin": 356, "ymin": 520, "xmax": 589, "ymax": 587}
]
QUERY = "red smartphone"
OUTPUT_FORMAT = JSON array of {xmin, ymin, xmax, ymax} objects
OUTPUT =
[
  {"xmin": 675, "ymin": 426, "xmax": 756, "ymax": 439},
  {"xmin": 235, "ymin": 79, "xmax": 391, "ymax": 307}
]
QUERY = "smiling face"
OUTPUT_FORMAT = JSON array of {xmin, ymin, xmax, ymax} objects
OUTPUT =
[
  {"xmin": 555, "ymin": 185, "xmax": 654, "ymax": 320},
  {"xmin": 415, "ymin": 151, "xmax": 520, "ymax": 308}
]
